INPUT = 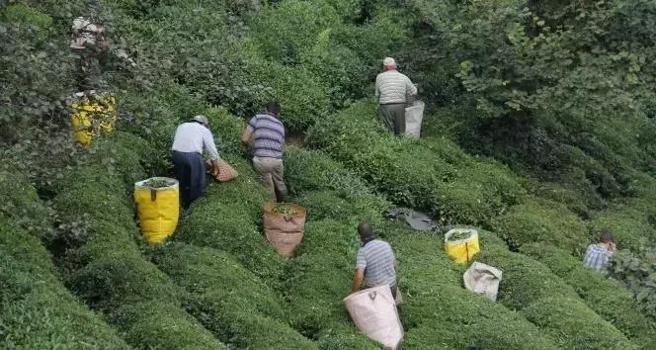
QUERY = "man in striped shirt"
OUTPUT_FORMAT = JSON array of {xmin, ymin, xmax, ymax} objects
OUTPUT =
[
  {"xmin": 375, "ymin": 57, "xmax": 417, "ymax": 135},
  {"xmin": 583, "ymin": 230, "xmax": 616, "ymax": 272},
  {"xmin": 241, "ymin": 102, "xmax": 288, "ymax": 202},
  {"xmin": 352, "ymin": 222, "xmax": 398, "ymax": 298}
]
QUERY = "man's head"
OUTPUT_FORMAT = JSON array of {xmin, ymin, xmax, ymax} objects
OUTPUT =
[
  {"xmin": 383, "ymin": 57, "xmax": 397, "ymax": 71},
  {"xmin": 192, "ymin": 115, "xmax": 209, "ymax": 127},
  {"xmin": 358, "ymin": 221, "xmax": 376, "ymax": 244},
  {"xmin": 266, "ymin": 101, "xmax": 282, "ymax": 117},
  {"xmin": 600, "ymin": 229, "xmax": 615, "ymax": 244}
]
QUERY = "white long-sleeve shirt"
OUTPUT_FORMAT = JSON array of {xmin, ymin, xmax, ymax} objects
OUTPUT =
[
  {"xmin": 375, "ymin": 70, "xmax": 417, "ymax": 104},
  {"xmin": 171, "ymin": 122, "xmax": 220, "ymax": 160}
]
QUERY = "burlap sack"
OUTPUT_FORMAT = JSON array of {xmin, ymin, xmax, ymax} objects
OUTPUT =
[
  {"xmin": 263, "ymin": 202, "xmax": 306, "ymax": 257},
  {"xmin": 206, "ymin": 159, "xmax": 238, "ymax": 182},
  {"xmin": 344, "ymin": 285, "xmax": 404, "ymax": 349}
]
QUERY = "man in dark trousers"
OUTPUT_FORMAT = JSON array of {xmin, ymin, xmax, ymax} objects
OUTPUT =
[
  {"xmin": 171, "ymin": 115, "xmax": 221, "ymax": 209},
  {"xmin": 352, "ymin": 222, "xmax": 398, "ymax": 298}
]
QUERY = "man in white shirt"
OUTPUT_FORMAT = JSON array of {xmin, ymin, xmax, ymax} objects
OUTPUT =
[
  {"xmin": 171, "ymin": 115, "xmax": 221, "ymax": 208},
  {"xmin": 375, "ymin": 57, "xmax": 417, "ymax": 135}
]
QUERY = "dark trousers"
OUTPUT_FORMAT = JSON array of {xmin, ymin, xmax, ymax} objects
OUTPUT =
[
  {"xmin": 172, "ymin": 151, "xmax": 206, "ymax": 209},
  {"xmin": 378, "ymin": 103, "xmax": 406, "ymax": 135}
]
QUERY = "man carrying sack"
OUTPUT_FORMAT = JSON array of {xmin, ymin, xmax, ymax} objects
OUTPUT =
[
  {"xmin": 375, "ymin": 57, "xmax": 417, "ymax": 135},
  {"xmin": 352, "ymin": 222, "xmax": 399, "ymax": 299},
  {"xmin": 240, "ymin": 102, "xmax": 288, "ymax": 202},
  {"xmin": 171, "ymin": 115, "xmax": 221, "ymax": 209}
]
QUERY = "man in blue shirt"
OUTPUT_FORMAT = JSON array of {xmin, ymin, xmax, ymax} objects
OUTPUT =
[
  {"xmin": 583, "ymin": 230, "xmax": 616, "ymax": 272},
  {"xmin": 352, "ymin": 222, "xmax": 398, "ymax": 298},
  {"xmin": 241, "ymin": 102, "xmax": 287, "ymax": 202}
]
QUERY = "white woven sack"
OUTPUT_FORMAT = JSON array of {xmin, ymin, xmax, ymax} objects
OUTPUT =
[
  {"xmin": 463, "ymin": 262, "xmax": 503, "ymax": 301},
  {"xmin": 344, "ymin": 285, "xmax": 404, "ymax": 349},
  {"xmin": 405, "ymin": 101, "xmax": 425, "ymax": 139}
]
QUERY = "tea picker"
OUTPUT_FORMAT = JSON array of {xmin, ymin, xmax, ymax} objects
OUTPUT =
[
  {"xmin": 241, "ymin": 102, "xmax": 288, "ymax": 202},
  {"xmin": 345, "ymin": 222, "xmax": 403, "ymax": 349},
  {"xmin": 171, "ymin": 115, "xmax": 222, "ymax": 209}
]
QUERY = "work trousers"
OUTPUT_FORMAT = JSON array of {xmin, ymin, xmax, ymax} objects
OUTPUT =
[
  {"xmin": 172, "ymin": 150, "xmax": 206, "ymax": 209},
  {"xmin": 253, "ymin": 156, "xmax": 288, "ymax": 202},
  {"xmin": 378, "ymin": 103, "xmax": 406, "ymax": 135}
]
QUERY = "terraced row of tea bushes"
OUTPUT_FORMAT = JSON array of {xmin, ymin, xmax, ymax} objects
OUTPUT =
[
  {"xmin": 306, "ymin": 100, "xmax": 525, "ymax": 226},
  {"xmin": 520, "ymin": 243, "xmax": 656, "ymax": 349},
  {"xmin": 178, "ymin": 156, "xmax": 284, "ymax": 286},
  {"xmin": 382, "ymin": 228, "xmax": 559, "ymax": 350},
  {"xmin": 306, "ymin": 101, "xmax": 597, "ymax": 253},
  {"xmin": 284, "ymin": 147, "xmax": 560, "ymax": 349},
  {"xmin": 589, "ymin": 201, "xmax": 656, "ymax": 252},
  {"xmin": 106, "ymin": 0, "xmax": 411, "ymax": 132},
  {"xmin": 475, "ymin": 233, "xmax": 638, "ymax": 349},
  {"xmin": 152, "ymin": 243, "xmax": 316, "ymax": 349},
  {"xmin": 51, "ymin": 133, "xmax": 227, "ymax": 350},
  {"xmin": 175, "ymin": 157, "xmax": 376, "ymax": 348},
  {"xmin": 0, "ymin": 170, "xmax": 129, "ymax": 349}
]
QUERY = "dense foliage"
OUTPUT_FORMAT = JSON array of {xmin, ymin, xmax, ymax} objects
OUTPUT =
[{"xmin": 3, "ymin": 0, "xmax": 656, "ymax": 349}]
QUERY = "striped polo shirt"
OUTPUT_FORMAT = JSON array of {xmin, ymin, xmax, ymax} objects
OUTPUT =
[
  {"xmin": 356, "ymin": 239, "xmax": 397, "ymax": 288},
  {"xmin": 375, "ymin": 70, "xmax": 417, "ymax": 104},
  {"xmin": 247, "ymin": 113, "xmax": 285, "ymax": 159}
]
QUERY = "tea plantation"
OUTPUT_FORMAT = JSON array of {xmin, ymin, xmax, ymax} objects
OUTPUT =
[{"xmin": 2, "ymin": 0, "xmax": 656, "ymax": 349}]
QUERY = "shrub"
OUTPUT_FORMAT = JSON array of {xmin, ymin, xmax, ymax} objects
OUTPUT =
[
  {"xmin": 238, "ymin": 57, "xmax": 332, "ymax": 131},
  {"xmin": 606, "ymin": 248, "xmax": 656, "ymax": 324},
  {"xmin": 315, "ymin": 326, "xmax": 379, "ymax": 350},
  {"xmin": 284, "ymin": 147, "xmax": 375, "ymax": 197},
  {"xmin": 589, "ymin": 203, "xmax": 656, "ymax": 252},
  {"xmin": 476, "ymin": 241, "xmax": 637, "ymax": 349},
  {"xmin": 0, "ymin": 221, "xmax": 130, "ymax": 349},
  {"xmin": 306, "ymin": 100, "xmax": 524, "ymax": 226},
  {"xmin": 112, "ymin": 300, "xmax": 227, "ymax": 350},
  {"xmin": 521, "ymin": 243, "xmax": 656, "ymax": 348},
  {"xmin": 178, "ymin": 157, "xmax": 285, "ymax": 285},
  {"xmin": 153, "ymin": 243, "xmax": 315, "ymax": 349},
  {"xmin": 53, "ymin": 136, "xmax": 227, "ymax": 350},
  {"xmin": 523, "ymin": 297, "xmax": 637, "ymax": 350},
  {"xmin": 283, "ymin": 220, "xmax": 363, "ymax": 336},
  {"xmin": 0, "ymin": 169, "xmax": 53, "ymax": 240},
  {"xmin": 154, "ymin": 243, "xmax": 285, "ymax": 319},
  {"xmin": 381, "ymin": 226, "xmax": 559, "ymax": 350},
  {"xmin": 493, "ymin": 196, "xmax": 589, "ymax": 252},
  {"xmin": 296, "ymin": 190, "xmax": 389, "ymax": 224},
  {"xmin": 246, "ymin": 0, "xmax": 339, "ymax": 64}
]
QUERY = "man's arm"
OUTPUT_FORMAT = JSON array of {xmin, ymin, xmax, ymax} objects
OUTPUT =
[
  {"xmin": 352, "ymin": 268, "xmax": 365, "ymax": 293},
  {"xmin": 240, "ymin": 126, "xmax": 254, "ymax": 146},
  {"xmin": 406, "ymin": 76, "xmax": 418, "ymax": 96},
  {"xmin": 374, "ymin": 75, "xmax": 381, "ymax": 101}
]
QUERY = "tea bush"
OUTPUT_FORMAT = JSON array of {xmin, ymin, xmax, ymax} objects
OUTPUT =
[
  {"xmin": 589, "ymin": 203, "xmax": 656, "ymax": 252},
  {"xmin": 306, "ymin": 100, "xmax": 524, "ymax": 225},
  {"xmin": 112, "ymin": 300, "xmax": 226, "ymax": 350},
  {"xmin": 283, "ymin": 219, "xmax": 375, "ymax": 345},
  {"xmin": 296, "ymin": 190, "xmax": 389, "ymax": 224},
  {"xmin": 476, "ymin": 239, "xmax": 637, "ymax": 349},
  {"xmin": 179, "ymin": 158, "xmax": 284, "ymax": 287},
  {"xmin": 153, "ymin": 243, "xmax": 315, "ymax": 349},
  {"xmin": 521, "ymin": 242, "xmax": 656, "ymax": 348},
  {"xmin": 53, "ymin": 136, "xmax": 227, "ymax": 349},
  {"xmin": 381, "ymin": 226, "xmax": 559, "ymax": 349},
  {"xmin": 0, "ymin": 219, "xmax": 129, "ymax": 349},
  {"xmin": 285, "ymin": 147, "xmax": 376, "ymax": 197},
  {"xmin": 0, "ymin": 168, "xmax": 53, "ymax": 240},
  {"xmin": 493, "ymin": 196, "xmax": 589, "ymax": 252}
]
